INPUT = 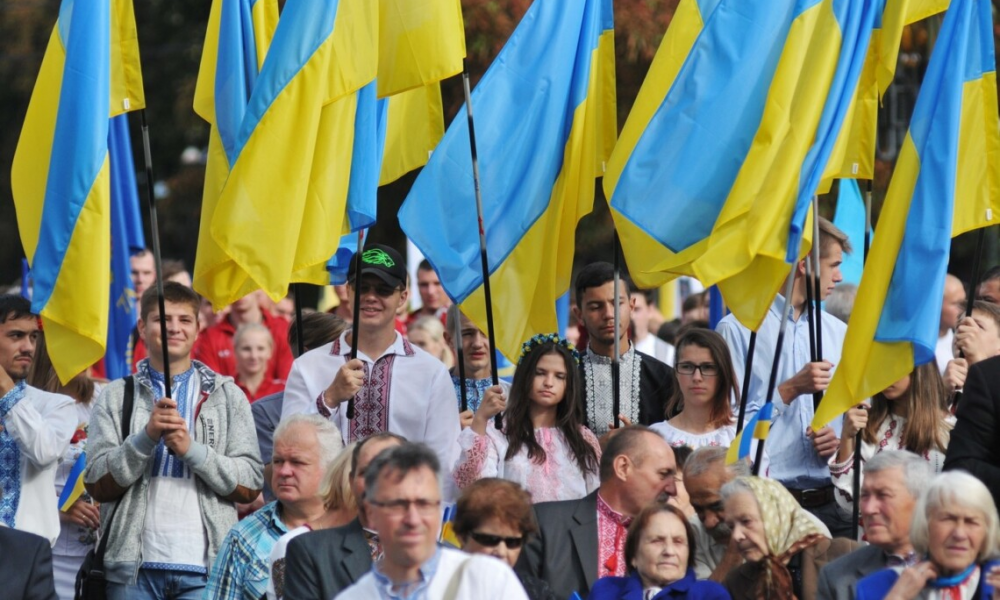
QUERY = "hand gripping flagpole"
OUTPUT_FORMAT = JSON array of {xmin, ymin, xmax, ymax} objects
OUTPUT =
[
  {"xmin": 461, "ymin": 65, "xmax": 503, "ymax": 431},
  {"xmin": 612, "ymin": 233, "xmax": 622, "ymax": 429},
  {"xmin": 751, "ymin": 269, "xmax": 797, "ymax": 476},
  {"xmin": 851, "ymin": 180, "xmax": 874, "ymax": 540},
  {"xmin": 347, "ymin": 230, "xmax": 364, "ymax": 420}
]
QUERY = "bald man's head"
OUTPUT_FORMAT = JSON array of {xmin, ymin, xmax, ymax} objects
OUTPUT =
[{"xmin": 941, "ymin": 274, "xmax": 967, "ymax": 334}]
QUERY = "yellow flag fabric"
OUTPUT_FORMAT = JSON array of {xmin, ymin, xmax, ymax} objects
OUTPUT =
[
  {"xmin": 379, "ymin": 84, "xmax": 445, "ymax": 186},
  {"xmin": 378, "ymin": 0, "xmax": 465, "ymax": 97}
]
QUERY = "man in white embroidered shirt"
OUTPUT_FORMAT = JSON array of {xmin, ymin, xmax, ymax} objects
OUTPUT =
[
  {"xmin": 281, "ymin": 245, "xmax": 460, "ymax": 481},
  {"xmin": 335, "ymin": 442, "xmax": 528, "ymax": 600},
  {"xmin": 0, "ymin": 294, "xmax": 76, "ymax": 545}
]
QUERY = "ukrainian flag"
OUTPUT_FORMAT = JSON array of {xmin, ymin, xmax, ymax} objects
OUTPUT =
[
  {"xmin": 378, "ymin": 0, "xmax": 465, "ymax": 98},
  {"xmin": 813, "ymin": 0, "xmax": 1000, "ymax": 429},
  {"xmin": 726, "ymin": 403, "xmax": 774, "ymax": 466},
  {"xmin": 820, "ymin": 0, "xmax": 950, "ymax": 185},
  {"xmin": 106, "ymin": 114, "xmax": 145, "ymax": 380},
  {"xmin": 58, "ymin": 452, "xmax": 87, "ymax": 512},
  {"xmin": 11, "ymin": 0, "xmax": 144, "ymax": 383},
  {"xmin": 398, "ymin": 0, "xmax": 617, "ymax": 361},
  {"xmin": 192, "ymin": 0, "xmax": 279, "ymax": 308},
  {"xmin": 606, "ymin": 0, "xmax": 879, "ymax": 330},
  {"xmin": 205, "ymin": 0, "xmax": 378, "ymax": 306}
]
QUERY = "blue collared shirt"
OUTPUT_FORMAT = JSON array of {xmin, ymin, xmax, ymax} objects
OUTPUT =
[
  {"xmin": 370, "ymin": 546, "xmax": 443, "ymax": 600},
  {"xmin": 717, "ymin": 295, "xmax": 846, "ymax": 488}
]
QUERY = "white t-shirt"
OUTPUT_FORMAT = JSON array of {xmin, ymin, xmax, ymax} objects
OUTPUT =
[{"xmin": 335, "ymin": 547, "xmax": 528, "ymax": 600}]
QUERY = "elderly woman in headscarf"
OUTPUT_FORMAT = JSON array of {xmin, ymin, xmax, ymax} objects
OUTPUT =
[
  {"xmin": 856, "ymin": 471, "xmax": 1000, "ymax": 600},
  {"xmin": 720, "ymin": 476, "xmax": 857, "ymax": 600}
]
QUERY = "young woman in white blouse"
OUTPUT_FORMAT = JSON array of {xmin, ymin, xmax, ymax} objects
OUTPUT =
[
  {"xmin": 831, "ymin": 362, "xmax": 952, "ymax": 518},
  {"xmin": 452, "ymin": 334, "xmax": 601, "ymax": 502},
  {"xmin": 650, "ymin": 329, "xmax": 737, "ymax": 449}
]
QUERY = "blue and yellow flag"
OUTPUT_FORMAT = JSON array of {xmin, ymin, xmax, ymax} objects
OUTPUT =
[
  {"xmin": 814, "ymin": 0, "xmax": 1000, "ymax": 428},
  {"xmin": 606, "ymin": 0, "xmax": 880, "ymax": 331},
  {"xmin": 726, "ymin": 403, "xmax": 774, "ymax": 466},
  {"xmin": 58, "ymin": 452, "xmax": 87, "ymax": 512},
  {"xmin": 11, "ymin": 0, "xmax": 145, "ymax": 383},
  {"xmin": 192, "ymin": 0, "xmax": 279, "ymax": 307},
  {"xmin": 106, "ymin": 114, "xmax": 145, "ymax": 380},
  {"xmin": 204, "ymin": 0, "xmax": 379, "ymax": 306},
  {"xmin": 399, "ymin": 0, "xmax": 617, "ymax": 361},
  {"xmin": 378, "ymin": 0, "xmax": 465, "ymax": 98}
]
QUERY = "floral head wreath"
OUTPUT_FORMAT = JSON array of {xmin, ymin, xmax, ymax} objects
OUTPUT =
[{"xmin": 518, "ymin": 333, "xmax": 581, "ymax": 367}]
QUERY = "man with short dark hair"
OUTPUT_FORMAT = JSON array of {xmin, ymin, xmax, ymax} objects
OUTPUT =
[
  {"xmin": 85, "ymin": 282, "xmax": 263, "ymax": 598},
  {"xmin": 281, "ymin": 245, "xmax": 460, "ymax": 480},
  {"xmin": 573, "ymin": 263, "xmax": 674, "ymax": 436},
  {"xmin": 0, "ymin": 294, "xmax": 76, "ymax": 544},
  {"xmin": 817, "ymin": 451, "xmax": 931, "ymax": 600},
  {"xmin": 444, "ymin": 305, "xmax": 511, "ymax": 426},
  {"xmin": 406, "ymin": 259, "xmax": 451, "ymax": 330},
  {"xmin": 631, "ymin": 289, "xmax": 675, "ymax": 366},
  {"xmin": 130, "ymin": 249, "xmax": 156, "ymax": 299},
  {"xmin": 518, "ymin": 426, "xmax": 678, "ymax": 599},
  {"xmin": 977, "ymin": 265, "xmax": 1000, "ymax": 303},
  {"xmin": 283, "ymin": 432, "xmax": 406, "ymax": 600},
  {"xmin": 335, "ymin": 442, "xmax": 527, "ymax": 599}
]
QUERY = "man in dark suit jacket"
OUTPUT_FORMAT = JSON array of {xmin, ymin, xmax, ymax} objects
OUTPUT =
[
  {"xmin": 572, "ymin": 263, "xmax": 675, "ymax": 437},
  {"xmin": 282, "ymin": 432, "xmax": 405, "ymax": 600},
  {"xmin": 946, "ymin": 355, "xmax": 1000, "ymax": 507},
  {"xmin": 817, "ymin": 451, "xmax": 931, "ymax": 600},
  {"xmin": 517, "ymin": 426, "xmax": 678, "ymax": 600},
  {"xmin": 0, "ymin": 526, "xmax": 57, "ymax": 600}
]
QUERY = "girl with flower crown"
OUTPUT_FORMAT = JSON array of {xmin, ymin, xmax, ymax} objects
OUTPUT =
[{"xmin": 452, "ymin": 334, "xmax": 602, "ymax": 503}]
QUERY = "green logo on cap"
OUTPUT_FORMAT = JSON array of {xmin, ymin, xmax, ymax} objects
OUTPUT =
[{"xmin": 361, "ymin": 248, "xmax": 395, "ymax": 268}]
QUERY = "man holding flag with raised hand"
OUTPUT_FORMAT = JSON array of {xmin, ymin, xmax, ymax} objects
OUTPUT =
[{"xmin": 0, "ymin": 295, "xmax": 77, "ymax": 546}]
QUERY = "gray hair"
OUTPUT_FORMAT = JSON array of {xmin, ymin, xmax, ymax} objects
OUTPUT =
[
  {"xmin": 864, "ymin": 450, "xmax": 932, "ymax": 500},
  {"xmin": 364, "ymin": 442, "xmax": 441, "ymax": 501},
  {"xmin": 719, "ymin": 477, "xmax": 755, "ymax": 503},
  {"xmin": 273, "ymin": 414, "xmax": 343, "ymax": 473},
  {"xmin": 825, "ymin": 283, "xmax": 858, "ymax": 324},
  {"xmin": 684, "ymin": 446, "xmax": 750, "ymax": 479},
  {"xmin": 910, "ymin": 471, "xmax": 1000, "ymax": 562}
]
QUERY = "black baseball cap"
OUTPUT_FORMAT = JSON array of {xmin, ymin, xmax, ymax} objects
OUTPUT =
[{"xmin": 347, "ymin": 244, "xmax": 407, "ymax": 289}]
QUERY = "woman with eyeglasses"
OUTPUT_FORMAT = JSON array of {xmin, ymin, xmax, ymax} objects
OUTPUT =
[
  {"xmin": 589, "ymin": 503, "xmax": 731, "ymax": 600},
  {"xmin": 650, "ymin": 330, "xmax": 737, "ymax": 449},
  {"xmin": 452, "ymin": 478, "xmax": 557, "ymax": 600},
  {"xmin": 452, "ymin": 334, "xmax": 601, "ymax": 502}
]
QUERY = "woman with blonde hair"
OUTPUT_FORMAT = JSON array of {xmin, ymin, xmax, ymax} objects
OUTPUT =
[{"xmin": 407, "ymin": 315, "xmax": 454, "ymax": 368}]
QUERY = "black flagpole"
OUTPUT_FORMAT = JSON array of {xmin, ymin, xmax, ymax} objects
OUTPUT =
[
  {"xmin": 461, "ymin": 65, "xmax": 503, "ymax": 431},
  {"xmin": 736, "ymin": 332, "xmax": 756, "ymax": 435},
  {"xmin": 752, "ymin": 270, "xmax": 797, "ymax": 475},
  {"xmin": 851, "ymin": 180, "xmax": 873, "ymax": 540},
  {"xmin": 453, "ymin": 309, "xmax": 469, "ymax": 413},
  {"xmin": 138, "ymin": 110, "xmax": 171, "ymax": 397},
  {"xmin": 347, "ymin": 230, "xmax": 364, "ymax": 420},
  {"xmin": 812, "ymin": 198, "xmax": 825, "ymax": 410},
  {"xmin": 612, "ymin": 232, "xmax": 622, "ymax": 429},
  {"xmin": 293, "ymin": 283, "xmax": 305, "ymax": 357},
  {"xmin": 805, "ymin": 244, "xmax": 818, "ymax": 361}
]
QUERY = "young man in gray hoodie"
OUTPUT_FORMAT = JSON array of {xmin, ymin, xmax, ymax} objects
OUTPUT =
[{"xmin": 85, "ymin": 282, "xmax": 263, "ymax": 599}]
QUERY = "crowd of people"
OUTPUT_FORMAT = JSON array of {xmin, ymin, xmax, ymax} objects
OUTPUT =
[{"xmin": 4, "ymin": 221, "xmax": 1000, "ymax": 600}]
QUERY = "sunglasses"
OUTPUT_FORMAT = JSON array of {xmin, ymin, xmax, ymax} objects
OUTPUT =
[
  {"xmin": 356, "ymin": 281, "xmax": 403, "ymax": 298},
  {"xmin": 469, "ymin": 531, "xmax": 526, "ymax": 549}
]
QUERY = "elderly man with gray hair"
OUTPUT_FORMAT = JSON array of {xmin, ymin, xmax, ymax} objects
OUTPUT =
[
  {"xmin": 336, "ymin": 442, "xmax": 528, "ymax": 600},
  {"xmin": 817, "ymin": 451, "xmax": 933, "ymax": 600},
  {"xmin": 683, "ymin": 446, "xmax": 751, "ymax": 581},
  {"xmin": 205, "ymin": 414, "xmax": 343, "ymax": 600}
]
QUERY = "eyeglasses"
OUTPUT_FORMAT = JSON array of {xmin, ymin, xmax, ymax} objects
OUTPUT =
[
  {"xmin": 356, "ymin": 282, "xmax": 402, "ymax": 298},
  {"xmin": 367, "ymin": 498, "xmax": 441, "ymax": 516},
  {"xmin": 675, "ymin": 362, "xmax": 719, "ymax": 377},
  {"xmin": 469, "ymin": 531, "xmax": 526, "ymax": 549}
]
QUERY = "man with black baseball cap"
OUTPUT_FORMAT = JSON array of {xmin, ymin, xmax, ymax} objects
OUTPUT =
[{"xmin": 280, "ymin": 244, "xmax": 460, "ymax": 487}]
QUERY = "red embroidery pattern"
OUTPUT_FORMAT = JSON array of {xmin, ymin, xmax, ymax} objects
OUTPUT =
[
  {"xmin": 597, "ymin": 495, "xmax": 632, "ymax": 578},
  {"xmin": 348, "ymin": 355, "xmax": 395, "ymax": 442},
  {"xmin": 453, "ymin": 434, "xmax": 490, "ymax": 490}
]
